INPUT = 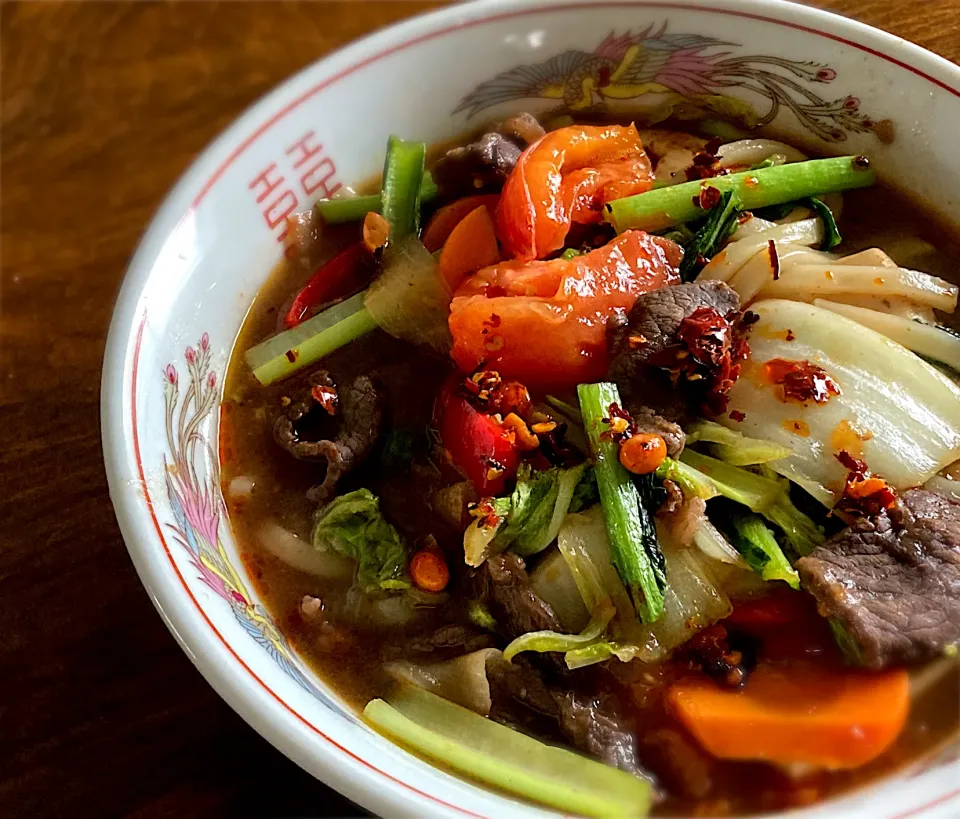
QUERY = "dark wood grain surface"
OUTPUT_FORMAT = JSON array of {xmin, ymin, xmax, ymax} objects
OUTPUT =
[{"xmin": 1, "ymin": 2, "xmax": 957, "ymax": 817}]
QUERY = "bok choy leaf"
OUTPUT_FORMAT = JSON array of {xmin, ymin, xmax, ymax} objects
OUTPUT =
[
  {"xmin": 312, "ymin": 488, "xmax": 409, "ymax": 594},
  {"xmin": 722, "ymin": 299, "xmax": 960, "ymax": 506}
]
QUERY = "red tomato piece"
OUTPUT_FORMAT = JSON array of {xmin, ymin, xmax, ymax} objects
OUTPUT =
[
  {"xmin": 434, "ymin": 378, "xmax": 520, "ymax": 495},
  {"xmin": 496, "ymin": 124, "xmax": 653, "ymax": 261},
  {"xmin": 449, "ymin": 230, "xmax": 681, "ymax": 390}
]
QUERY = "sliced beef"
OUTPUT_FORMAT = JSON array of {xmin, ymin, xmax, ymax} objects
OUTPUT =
[
  {"xmin": 487, "ymin": 655, "xmax": 643, "ymax": 775},
  {"xmin": 608, "ymin": 281, "xmax": 742, "ymax": 450},
  {"xmin": 472, "ymin": 553, "xmax": 564, "ymax": 639},
  {"xmin": 432, "ymin": 112, "xmax": 545, "ymax": 196},
  {"xmin": 637, "ymin": 728, "xmax": 712, "ymax": 800},
  {"xmin": 399, "ymin": 624, "xmax": 496, "ymax": 661},
  {"xmin": 797, "ymin": 488, "xmax": 960, "ymax": 669},
  {"xmin": 273, "ymin": 370, "xmax": 383, "ymax": 501},
  {"xmin": 557, "ymin": 688, "xmax": 642, "ymax": 774}
]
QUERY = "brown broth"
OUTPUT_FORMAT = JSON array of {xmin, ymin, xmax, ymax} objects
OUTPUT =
[{"xmin": 220, "ymin": 141, "xmax": 960, "ymax": 815}]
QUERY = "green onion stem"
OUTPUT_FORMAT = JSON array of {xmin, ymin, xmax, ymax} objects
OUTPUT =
[
  {"xmin": 315, "ymin": 172, "xmax": 437, "ymax": 225},
  {"xmin": 606, "ymin": 156, "xmax": 874, "ymax": 232}
]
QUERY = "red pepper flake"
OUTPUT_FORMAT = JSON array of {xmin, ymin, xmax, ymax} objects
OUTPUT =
[
  {"xmin": 743, "ymin": 176, "xmax": 760, "ymax": 189},
  {"xmin": 698, "ymin": 185, "xmax": 722, "ymax": 210},
  {"xmin": 785, "ymin": 329, "xmax": 796, "ymax": 342},
  {"xmin": 835, "ymin": 451, "xmax": 897, "ymax": 517},
  {"xmin": 852, "ymin": 155, "xmax": 871, "ymax": 170},
  {"xmin": 483, "ymin": 313, "xmax": 502, "ymax": 329},
  {"xmin": 729, "ymin": 409, "xmax": 746, "ymax": 422},
  {"xmin": 648, "ymin": 308, "xmax": 751, "ymax": 415},
  {"xmin": 285, "ymin": 349, "xmax": 299, "ymax": 363},
  {"xmin": 311, "ymin": 384, "xmax": 338, "ymax": 415},
  {"xmin": 627, "ymin": 333, "xmax": 648, "ymax": 350},
  {"xmin": 741, "ymin": 310, "xmax": 760, "ymax": 327},
  {"xmin": 763, "ymin": 358, "xmax": 841, "ymax": 405},
  {"xmin": 767, "ymin": 239, "xmax": 780, "ymax": 280},
  {"xmin": 464, "ymin": 369, "xmax": 531, "ymax": 418}
]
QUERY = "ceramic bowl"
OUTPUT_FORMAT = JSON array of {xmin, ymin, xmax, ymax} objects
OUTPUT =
[{"xmin": 102, "ymin": 0, "xmax": 960, "ymax": 815}]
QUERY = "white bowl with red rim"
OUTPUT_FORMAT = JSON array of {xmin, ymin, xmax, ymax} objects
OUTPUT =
[{"xmin": 102, "ymin": 0, "xmax": 960, "ymax": 815}]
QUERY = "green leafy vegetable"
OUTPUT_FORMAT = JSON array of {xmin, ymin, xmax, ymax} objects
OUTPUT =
[
  {"xmin": 678, "ymin": 190, "xmax": 742, "ymax": 282},
  {"xmin": 467, "ymin": 600, "xmax": 497, "ymax": 632},
  {"xmin": 490, "ymin": 463, "xmax": 595, "ymax": 557},
  {"xmin": 380, "ymin": 427, "xmax": 419, "ymax": 472},
  {"xmin": 686, "ymin": 420, "xmax": 792, "ymax": 465},
  {"xmin": 678, "ymin": 450, "xmax": 825, "ymax": 557},
  {"xmin": 363, "ymin": 686, "xmax": 652, "ymax": 818},
  {"xmin": 315, "ymin": 172, "xmax": 437, "ymax": 225},
  {"xmin": 804, "ymin": 196, "xmax": 842, "ymax": 250},
  {"xmin": 752, "ymin": 201, "xmax": 797, "ymax": 221},
  {"xmin": 569, "ymin": 467, "xmax": 600, "ymax": 512},
  {"xmin": 655, "ymin": 456, "xmax": 720, "ymax": 500},
  {"xmin": 312, "ymin": 488, "xmax": 410, "ymax": 594},
  {"xmin": 503, "ymin": 601, "xmax": 615, "ymax": 661},
  {"xmin": 380, "ymin": 135, "xmax": 426, "ymax": 241},
  {"xmin": 719, "ymin": 504, "xmax": 800, "ymax": 589},
  {"xmin": 829, "ymin": 618, "xmax": 865, "ymax": 666},
  {"xmin": 606, "ymin": 156, "xmax": 875, "ymax": 233},
  {"xmin": 577, "ymin": 382, "xmax": 666, "ymax": 623}
]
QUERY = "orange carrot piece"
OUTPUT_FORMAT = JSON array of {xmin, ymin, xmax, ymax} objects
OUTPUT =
[
  {"xmin": 410, "ymin": 549, "xmax": 450, "ymax": 593},
  {"xmin": 438, "ymin": 205, "xmax": 501, "ymax": 291},
  {"xmin": 667, "ymin": 662, "xmax": 909, "ymax": 770},
  {"xmin": 422, "ymin": 194, "xmax": 499, "ymax": 253}
]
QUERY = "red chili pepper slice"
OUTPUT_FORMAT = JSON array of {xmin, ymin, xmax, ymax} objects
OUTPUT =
[
  {"xmin": 283, "ymin": 242, "xmax": 368, "ymax": 329},
  {"xmin": 434, "ymin": 377, "xmax": 520, "ymax": 495}
]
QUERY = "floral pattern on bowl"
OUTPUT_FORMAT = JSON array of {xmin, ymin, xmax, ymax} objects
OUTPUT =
[{"xmin": 456, "ymin": 24, "xmax": 882, "ymax": 142}]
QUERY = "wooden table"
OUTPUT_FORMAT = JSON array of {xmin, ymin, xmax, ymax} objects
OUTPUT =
[{"xmin": 1, "ymin": 2, "xmax": 957, "ymax": 816}]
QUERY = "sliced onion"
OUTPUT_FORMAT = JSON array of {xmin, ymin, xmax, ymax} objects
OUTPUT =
[
  {"xmin": 692, "ymin": 518, "xmax": 748, "ymax": 567},
  {"xmin": 256, "ymin": 521, "xmax": 353, "ymax": 579},
  {"xmin": 924, "ymin": 473, "xmax": 960, "ymax": 502},
  {"xmin": 814, "ymin": 299, "xmax": 960, "ymax": 370},
  {"xmin": 385, "ymin": 649, "xmax": 502, "ymax": 716},
  {"xmin": 717, "ymin": 139, "xmax": 806, "ymax": 170}
]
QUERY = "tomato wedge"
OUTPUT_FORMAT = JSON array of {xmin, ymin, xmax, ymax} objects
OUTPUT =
[
  {"xmin": 496, "ymin": 124, "xmax": 653, "ymax": 261},
  {"xmin": 449, "ymin": 231, "xmax": 681, "ymax": 390}
]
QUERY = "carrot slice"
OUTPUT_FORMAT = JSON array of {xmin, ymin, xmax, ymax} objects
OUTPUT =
[
  {"xmin": 422, "ymin": 194, "xmax": 499, "ymax": 253},
  {"xmin": 410, "ymin": 550, "xmax": 450, "ymax": 592},
  {"xmin": 438, "ymin": 205, "xmax": 501, "ymax": 291},
  {"xmin": 667, "ymin": 662, "xmax": 909, "ymax": 769}
]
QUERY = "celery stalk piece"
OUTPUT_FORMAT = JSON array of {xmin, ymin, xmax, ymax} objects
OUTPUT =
[
  {"xmin": 724, "ymin": 507, "xmax": 800, "ymax": 589},
  {"xmin": 380, "ymin": 135, "xmax": 426, "ymax": 241},
  {"xmin": 578, "ymin": 382, "xmax": 665, "ymax": 623},
  {"xmin": 315, "ymin": 172, "xmax": 437, "ymax": 224},
  {"xmin": 606, "ymin": 156, "xmax": 874, "ymax": 232},
  {"xmin": 246, "ymin": 292, "xmax": 378, "ymax": 385},
  {"xmin": 364, "ymin": 686, "xmax": 651, "ymax": 818}
]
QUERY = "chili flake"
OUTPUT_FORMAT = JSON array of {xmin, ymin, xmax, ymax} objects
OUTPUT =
[
  {"xmin": 649, "ymin": 307, "xmax": 751, "ymax": 415},
  {"xmin": 729, "ymin": 410, "xmax": 746, "ymax": 422},
  {"xmin": 767, "ymin": 239, "xmax": 780, "ymax": 280},
  {"xmin": 763, "ymin": 358, "xmax": 841, "ymax": 405},
  {"xmin": 311, "ymin": 384, "xmax": 338, "ymax": 415},
  {"xmin": 835, "ymin": 451, "xmax": 897, "ymax": 517}
]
